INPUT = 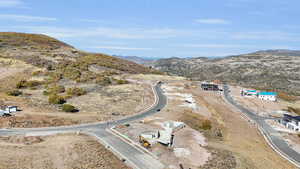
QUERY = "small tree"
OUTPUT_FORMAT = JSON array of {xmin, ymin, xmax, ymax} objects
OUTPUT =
[{"xmin": 62, "ymin": 104, "xmax": 77, "ymax": 113}]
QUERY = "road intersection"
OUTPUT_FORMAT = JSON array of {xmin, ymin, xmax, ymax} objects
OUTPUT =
[{"xmin": 0, "ymin": 83, "xmax": 167, "ymax": 169}]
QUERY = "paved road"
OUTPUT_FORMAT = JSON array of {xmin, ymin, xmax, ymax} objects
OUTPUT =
[
  {"xmin": 0, "ymin": 83, "xmax": 167, "ymax": 169},
  {"xmin": 223, "ymin": 84, "xmax": 300, "ymax": 168}
]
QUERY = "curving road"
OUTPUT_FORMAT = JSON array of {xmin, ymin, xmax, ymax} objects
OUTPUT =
[
  {"xmin": 223, "ymin": 84, "xmax": 300, "ymax": 168},
  {"xmin": 0, "ymin": 83, "xmax": 167, "ymax": 169}
]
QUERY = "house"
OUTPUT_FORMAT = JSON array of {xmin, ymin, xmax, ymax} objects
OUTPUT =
[
  {"xmin": 0, "ymin": 106, "xmax": 18, "ymax": 117},
  {"xmin": 258, "ymin": 92, "xmax": 277, "ymax": 101},
  {"xmin": 0, "ymin": 110, "xmax": 5, "ymax": 117},
  {"xmin": 279, "ymin": 114, "xmax": 300, "ymax": 131},
  {"xmin": 139, "ymin": 121, "xmax": 185, "ymax": 148},
  {"xmin": 241, "ymin": 90, "xmax": 258, "ymax": 97},
  {"xmin": 5, "ymin": 106, "xmax": 18, "ymax": 113},
  {"xmin": 201, "ymin": 83, "xmax": 219, "ymax": 91}
]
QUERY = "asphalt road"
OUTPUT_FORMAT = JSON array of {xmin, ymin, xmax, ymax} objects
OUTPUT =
[
  {"xmin": 0, "ymin": 83, "xmax": 167, "ymax": 169},
  {"xmin": 223, "ymin": 84, "xmax": 300, "ymax": 168}
]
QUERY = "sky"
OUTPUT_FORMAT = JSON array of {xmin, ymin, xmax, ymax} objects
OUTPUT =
[{"xmin": 0, "ymin": 0, "xmax": 300, "ymax": 58}]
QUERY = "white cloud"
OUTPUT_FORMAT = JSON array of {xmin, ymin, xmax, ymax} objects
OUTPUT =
[
  {"xmin": 182, "ymin": 44, "xmax": 252, "ymax": 48},
  {"xmin": 232, "ymin": 31, "xmax": 300, "ymax": 41},
  {"xmin": 92, "ymin": 46, "xmax": 153, "ymax": 50},
  {"xmin": 14, "ymin": 26, "xmax": 191, "ymax": 39},
  {"xmin": 0, "ymin": 14, "xmax": 57, "ymax": 22},
  {"xmin": 78, "ymin": 19, "xmax": 105, "ymax": 24},
  {"xmin": 195, "ymin": 18, "xmax": 230, "ymax": 24},
  {"xmin": 0, "ymin": 0, "xmax": 22, "ymax": 7}
]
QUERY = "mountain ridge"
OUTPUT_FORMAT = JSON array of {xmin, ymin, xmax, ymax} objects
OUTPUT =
[{"xmin": 151, "ymin": 49, "xmax": 300, "ymax": 97}]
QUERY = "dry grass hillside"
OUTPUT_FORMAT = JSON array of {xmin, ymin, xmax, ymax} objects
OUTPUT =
[
  {"xmin": 0, "ymin": 32, "xmax": 159, "ymax": 127},
  {"xmin": 152, "ymin": 50, "xmax": 300, "ymax": 98}
]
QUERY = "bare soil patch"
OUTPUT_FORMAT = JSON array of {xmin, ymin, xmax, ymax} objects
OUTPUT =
[{"xmin": 0, "ymin": 134, "xmax": 130, "ymax": 169}]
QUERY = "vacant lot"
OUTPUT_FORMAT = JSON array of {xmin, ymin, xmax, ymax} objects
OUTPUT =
[
  {"xmin": 0, "ymin": 60, "xmax": 154, "ymax": 127},
  {"xmin": 0, "ymin": 134, "xmax": 130, "ymax": 169}
]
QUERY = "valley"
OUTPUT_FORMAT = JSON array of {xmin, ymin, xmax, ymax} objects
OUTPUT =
[{"xmin": 0, "ymin": 32, "xmax": 299, "ymax": 169}]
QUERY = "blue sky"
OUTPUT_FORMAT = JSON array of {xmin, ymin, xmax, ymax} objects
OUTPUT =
[{"xmin": 0, "ymin": 0, "xmax": 300, "ymax": 58}]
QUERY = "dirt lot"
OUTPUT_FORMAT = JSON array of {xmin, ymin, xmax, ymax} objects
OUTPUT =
[
  {"xmin": 116, "ymin": 77, "xmax": 296, "ymax": 169},
  {"xmin": 0, "ymin": 134, "xmax": 130, "ymax": 169}
]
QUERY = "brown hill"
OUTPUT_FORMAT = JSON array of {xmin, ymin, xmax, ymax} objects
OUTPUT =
[
  {"xmin": 0, "ymin": 32, "xmax": 159, "ymax": 75},
  {"xmin": 151, "ymin": 51, "xmax": 300, "ymax": 97}
]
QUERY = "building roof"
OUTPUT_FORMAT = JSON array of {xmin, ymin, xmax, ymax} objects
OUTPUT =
[
  {"xmin": 258, "ymin": 92, "xmax": 277, "ymax": 96},
  {"xmin": 284, "ymin": 114, "xmax": 300, "ymax": 121},
  {"xmin": 246, "ymin": 90, "xmax": 257, "ymax": 93}
]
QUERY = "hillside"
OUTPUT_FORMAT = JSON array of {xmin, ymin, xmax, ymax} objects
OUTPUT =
[
  {"xmin": 0, "ymin": 32, "xmax": 161, "ymax": 127},
  {"xmin": 0, "ymin": 32, "xmax": 159, "ymax": 75},
  {"xmin": 152, "ymin": 50, "xmax": 300, "ymax": 97}
]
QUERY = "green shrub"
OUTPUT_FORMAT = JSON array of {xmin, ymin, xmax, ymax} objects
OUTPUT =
[
  {"xmin": 6, "ymin": 90, "xmax": 22, "ymax": 96},
  {"xmin": 16, "ymin": 80, "xmax": 42, "ymax": 89},
  {"xmin": 66, "ymin": 87, "xmax": 87, "ymax": 97},
  {"xmin": 16, "ymin": 80, "xmax": 27, "ymax": 89},
  {"xmin": 48, "ymin": 85, "xmax": 65, "ymax": 94},
  {"xmin": 63, "ymin": 67, "xmax": 81, "ymax": 80},
  {"xmin": 25, "ymin": 80, "xmax": 43, "ymax": 87},
  {"xmin": 62, "ymin": 104, "xmax": 78, "ymax": 113},
  {"xmin": 116, "ymin": 79, "xmax": 129, "ymax": 85},
  {"xmin": 48, "ymin": 94, "xmax": 66, "ymax": 104},
  {"xmin": 43, "ymin": 90, "xmax": 50, "ymax": 96},
  {"xmin": 32, "ymin": 71, "xmax": 43, "ymax": 76},
  {"xmin": 96, "ymin": 76, "xmax": 112, "ymax": 85}
]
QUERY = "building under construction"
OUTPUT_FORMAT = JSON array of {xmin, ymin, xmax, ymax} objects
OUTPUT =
[{"xmin": 201, "ymin": 83, "xmax": 220, "ymax": 91}]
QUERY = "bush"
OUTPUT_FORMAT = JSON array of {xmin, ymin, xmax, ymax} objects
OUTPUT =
[
  {"xmin": 25, "ymin": 80, "xmax": 43, "ymax": 88},
  {"xmin": 32, "ymin": 71, "xmax": 43, "ymax": 76},
  {"xmin": 48, "ymin": 94, "xmax": 66, "ymax": 104},
  {"xmin": 96, "ymin": 76, "xmax": 111, "ymax": 85},
  {"xmin": 16, "ymin": 80, "xmax": 27, "ymax": 89},
  {"xmin": 6, "ymin": 90, "xmax": 22, "ymax": 96},
  {"xmin": 16, "ymin": 80, "xmax": 43, "ymax": 89},
  {"xmin": 62, "ymin": 104, "xmax": 78, "ymax": 113},
  {"xmin": 66, "ymin": 87, "xmax": 87, "ymax": 97},
  {"xmin": 48, "ymin": 85, "xmax": 65, "ymax": 94},
  {"xmin": 116, "ymin": 79, "xmax": 129, "ymax": 85},
  {"xmin": 43, "ymin": 90, "xmax": 50, "ymax": 96},
  {"xmin": 201, "ymin": 120, "xmax": 212, "ymax": 130}
]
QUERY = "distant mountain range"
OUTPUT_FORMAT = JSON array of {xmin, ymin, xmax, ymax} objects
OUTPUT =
[
  {"xmin": 149, "ymin": 50, "xmax": 300, "ymax": 96},
  {"xmin": 114, "ymin": 55, "xmax": 157, "ymax": 64}
]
